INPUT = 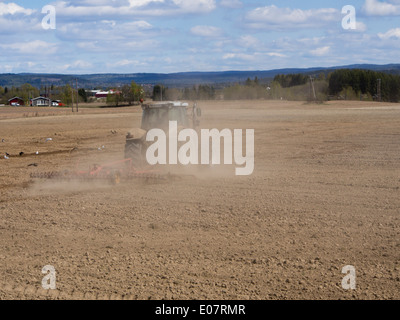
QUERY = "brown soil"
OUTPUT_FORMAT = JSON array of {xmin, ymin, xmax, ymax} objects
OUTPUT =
[{"xmin": 0, "ymin": 100, "xmax": 399, "ymax": 300}]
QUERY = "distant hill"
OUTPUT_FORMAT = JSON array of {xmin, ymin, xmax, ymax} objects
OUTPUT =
[{"xmin": 1, "ymin": 64, "xmax": 400, "ymax": 88}]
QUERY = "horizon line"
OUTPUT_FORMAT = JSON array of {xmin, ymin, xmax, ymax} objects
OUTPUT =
[{"xmin": 2, "ymin": 63, "xmax": 400, "ymax": 77}]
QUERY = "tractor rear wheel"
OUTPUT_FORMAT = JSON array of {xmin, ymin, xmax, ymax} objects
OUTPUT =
[{"xmin": 125, "ymin": 140, "xmax": 143, "ymax": 168}]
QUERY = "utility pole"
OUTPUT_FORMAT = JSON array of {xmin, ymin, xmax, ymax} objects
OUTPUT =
[
  {"xmin": 71, "ymin": 83, "xmax": 74, "ymax": 112},
  {"xmin": 377, "ymin": 79, "xmax": 382, "ymax": 102},
  {"xmin": 309, "ymin": 76, "xmax": 317, "ymax": 102},
  {"xmin": 76, "ymin": 78, "xmax": 79, "ymax": 113},
  {"xmin": 49, "ymin": 83, "xmax": 51, "ymax": 106}
]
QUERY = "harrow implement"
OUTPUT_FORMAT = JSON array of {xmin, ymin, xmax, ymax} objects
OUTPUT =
[{"xmin": 30, "ymin": 159, "xmax": 176, "ymax": 184}]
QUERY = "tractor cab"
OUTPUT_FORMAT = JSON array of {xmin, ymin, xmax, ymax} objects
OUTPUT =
[
  {"xmin": 141, "ymin": 102, "xmax": 189, "ymax": 131},
  {"xmin": 125, "ymin": 101, "xmax": 201, "ymax": 164},
  {"xmin": 141, "ymin": 101, "xmax": 201, "ymax": 131}
]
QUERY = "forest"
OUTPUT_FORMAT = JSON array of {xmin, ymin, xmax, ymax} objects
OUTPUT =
[{"xmin": 1, "ymin": 69, "xmax": 400, "ymax": 105}]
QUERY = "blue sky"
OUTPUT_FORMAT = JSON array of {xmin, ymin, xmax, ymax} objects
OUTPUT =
[{"xmin": 0, "ymin": 0, "xmax": 399, "ymax": 74}]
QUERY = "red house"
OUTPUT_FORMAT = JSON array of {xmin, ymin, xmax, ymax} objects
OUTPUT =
[{"xmin": 8, "ymin": 97, "xmax": 25, "ymax": 106}]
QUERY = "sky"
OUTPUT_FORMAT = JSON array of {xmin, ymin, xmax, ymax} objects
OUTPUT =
[{"xmin": 0, "ymin": 0, "xmax": 400, "ymax": 74}]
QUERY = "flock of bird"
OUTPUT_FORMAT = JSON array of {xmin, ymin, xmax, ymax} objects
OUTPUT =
[{"xmin": 2, "ymin": 138, "xmax": 37, "ymax": 162}]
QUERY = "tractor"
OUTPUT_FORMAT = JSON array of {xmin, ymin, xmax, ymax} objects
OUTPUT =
[
  {"xmin": 125, "ymin": 101, "xmax": 201, "ymax": 168},
  {"xmin": 31, "ymin": 101, "xmax": 201, "ymax": 185}
]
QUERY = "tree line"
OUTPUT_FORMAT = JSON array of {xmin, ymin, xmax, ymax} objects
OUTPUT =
[
  {"xmin": 221, "ymin": 70, "xmax": 400, "ymax": 102},
  {"xmin": 0, "ymin": 81, "xmax": 146, "ymax": 107},
  {"xmin": 152, "ymin": 84, "xmax": 217, "ymax": 101},
  {"xmin": 0, "ymin": 83, "xmax": 86, "ymax": 106},
  {"xmin": 2, "ymin": 70, "xmax": 399, "ymax": 105},
  {"xmin": 273, "ymin": 74, "xmax": 310, "ymax": 88},
  {"xmin": 106, "ymin": 82, "xmax": 145, "ymax": 107},
  {"xmin": 328, "ymin": 69, "xmax": 400, "ymax": 102}
]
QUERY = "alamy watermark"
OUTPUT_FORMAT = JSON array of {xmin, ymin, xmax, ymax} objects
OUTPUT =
[
  {"xmin": 42, "ymin": 265, "xmax": 57, "ymax": 290},
  {"xmin": 342, "ymin": 265, "xmax": 357, "ymax": 290},
  {"xmin": 146, "ymin": 121, "xmax": 255, "ymax": 176},
  {"xmin": 342, "ymin": 5, "xmax": 357, "ymax": 30},
  {"xmin": 41, "ymin": 5, "xmax": 56, "ymax": 30}
]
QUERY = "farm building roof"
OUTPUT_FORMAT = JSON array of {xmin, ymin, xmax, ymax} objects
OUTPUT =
[{"xmin": 8, "ymin": 97, "xmax": 24, "ymax": 102}]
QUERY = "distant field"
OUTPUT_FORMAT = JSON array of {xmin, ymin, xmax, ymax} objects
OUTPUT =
[{"xmin": 0, "ymin": 104, "xmax": 142, "ymax": 120}]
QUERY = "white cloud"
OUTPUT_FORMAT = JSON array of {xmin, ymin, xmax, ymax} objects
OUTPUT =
[
  {"xmin": 124, "ymin": 39, "xmax": 159, "ymax": 50},
  {"xmin": 128, "ymin": 0, "xmax": 165, "ymax": 8},
  {"xmin": 219, "ymin": 0, "xmax": 242, "ymax": 9},
  {"xmin": 0, "ymin": 2, "xmax": 35, "ymax": 15},
  {"xmin": 222, "ymin": 53, "xmax": 236, "ymax": 59},
  {"xmin": 52, "ymin": 0, "xmax": 216, "ymax": 19},
  {"xmin": 114, "ymin": 59, "xmax": 140, "ymax": 67},
  {"xmin": 245, "ymin": 5, "xmax": 339, "ymax": 30},
  {"xmin": 0, "ymin": 15, "xmax": 42, "ymax": 34},
  {"xmin": 267, "ymin": 52, "xmax": 287, "ymax": 58},
  {"xmin": 310, "ymin": 46, "xmax": 331, "ymax": 56},
  {"xmin": 355, "ymin": 21, "xmax": 368, "ymax": 32},
  {"xmin": 101, "ymin": 20, "xmax": 117, "ymax": 27},
  {"xmin": 238, "ymin": 35, "xmax": 260, "ymax": 49},
  {"xmin": 63, "ymin": 60, "xmax": 93, "ymax": 71},
  {"xmin": 58, "ymin": 20, "xmax": 156, "ymax": 41},
  {"xmin": 128, "ymin": 20, "xmax": 153, "ymax": 29},
  {"xmin": 0, "ymin": 40, "xmax": 58, "ymax": 54},
  {"xmin": 362, "ymin": 0, "xmax": 400, "ymax": 16},
  {"xmin": 222, "ymin": 53, "xmax": 255, "ymax": 61},
  {"xmin": 222, "ymin": 51, "xmax": 286, "ymax": 61},
  {"xmin": 0, "ymin": 61, "xmax": 40, "ymax": 73},
  {"xmin": 342, "ymin": 20, "xmax": 368, "ymax": 32},
  {"xmin": 172, "ymin": 0, "xmax": 215, "ymax": 11},
  {"xmin": 191, "ymin": 25, "xmax": 223, "ymax": 37},
  {"xmin": 378, "ymin": 28, "xmax": 400, "ymax": 39},
  {"xmin": 75, "ymin": 41, "xmax": 98, "ymax": 49}
]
